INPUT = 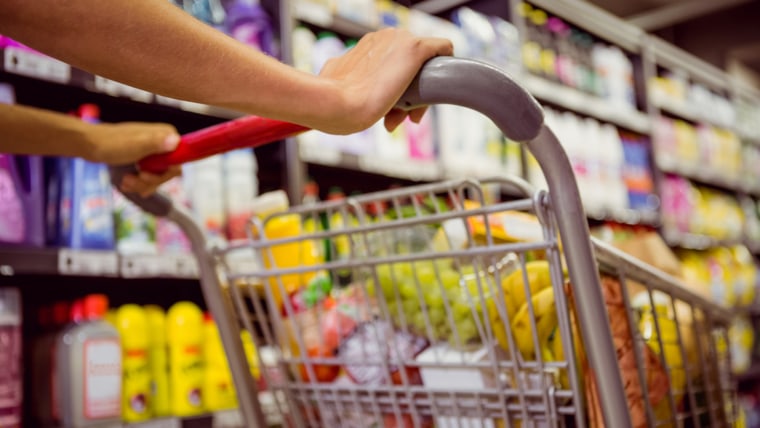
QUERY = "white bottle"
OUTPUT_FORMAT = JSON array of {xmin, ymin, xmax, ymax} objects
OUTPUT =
[
  {"xmin": 580, "ymin": 117, "xmax": 604, "ymax": 216},
  {"xmin": 599, "ymin": 124, "xmax": 629, "ymax": 213},
  {"xmin": 186, "ymin": 155, "xmax": 226, "ymax": 247},
  {"xmin": 55, "ymin": 295, "xmax": 122, "ymax": 428},
  {"xmin": 292, "ymin": 26, "xmax": 316, "ymax": 74},
  {"xmin": 224, "ymin": 149, "xmax": 259, "ymax": 243}
]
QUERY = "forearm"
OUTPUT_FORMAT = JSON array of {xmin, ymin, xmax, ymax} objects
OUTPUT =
[
  {"xmin": 0, "ymin": 104, "xmax": 94, "ymax": 159},
  {"xmin": 0, "ymin": 0, "xmax": 346, "ymax": 129}
]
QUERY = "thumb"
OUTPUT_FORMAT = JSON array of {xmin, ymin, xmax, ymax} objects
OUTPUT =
[{"xmin": 130, "ymin": 124, "xmax": 181, "ymax": 160}]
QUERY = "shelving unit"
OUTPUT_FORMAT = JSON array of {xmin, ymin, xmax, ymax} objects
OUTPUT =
[
  {"xmin": 0, "ymin": 247, "xmax": 199, "ymax": 278},
  {"xmin": 3, "ymin": 0, "xmax": 760, "ymax": 425},
  {"xmin": 2, "ymin": 46, "xmax": 243, "ymax": 120}
]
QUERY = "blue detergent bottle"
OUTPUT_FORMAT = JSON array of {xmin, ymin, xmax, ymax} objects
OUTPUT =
[{"xmin": 55, "ymin": 105, "xmax": 115, "ymax": 250}]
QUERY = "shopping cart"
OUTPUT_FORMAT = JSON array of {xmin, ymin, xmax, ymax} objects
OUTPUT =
[{"xmin": 112, "ymin": 57, "xmax": 738, "ymax": 428}]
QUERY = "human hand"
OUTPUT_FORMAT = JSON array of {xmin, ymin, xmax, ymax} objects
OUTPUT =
[
  {"xmin": 317, "ymin": 28, "xmax": 453, "ymax": 134},
  {"xmin": 84, "ymin": 122, "xmax": 182, "ymax": 196}
]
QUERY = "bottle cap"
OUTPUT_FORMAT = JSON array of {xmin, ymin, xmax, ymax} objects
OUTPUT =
[
  {"xmin": 83, "ymin": 294, "xmax": 109, "ymax": 320},
  {"xmin": 78, "ymin": 104, "xmax": 100, "ymax": 120},
  {"xmin": 70, "ymin": 299, "xmax": 85, "ymax": 323},
  {"xmin": 52, "ymin": 301, "xmax": 70, "ymax": 326}
]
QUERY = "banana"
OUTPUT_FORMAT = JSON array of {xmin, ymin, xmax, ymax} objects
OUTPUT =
[
  {"xmin": 511, "ymin": 286, "xmax": 558, "ymax": 360},
  {"xmin": 502, "ymin": 261, "xmax": 553, "ymax": 318}
]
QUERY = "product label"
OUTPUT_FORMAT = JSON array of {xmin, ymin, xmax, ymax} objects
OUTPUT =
[
  {"xmin": 0, "ymin": 325, "xmax": 22, "ymax": 427},
  {"xmin": 169, "ymin": 345, "xmax": 204, "ymax": 415},
  {"xmin": 83, "ymin": 339, "xmax": 122, "ymax": 419},
  {"xmin": 123, "ymin": 348, "xmax": 151, "ymax": 420},
  {"xmin": 0, "ymin": 168, "xmax": 24, "ymax": 243}
]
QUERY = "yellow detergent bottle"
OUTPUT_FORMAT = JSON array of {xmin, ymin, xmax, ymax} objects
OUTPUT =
[
  {"xmin": 144, "ymin": 305, "xmax": 170, "ymax": 417},
  {"xmin": 166, "ymin": 301, "xmax": 205, "ymax": 416},
  {"xmin": 115, "ymin": 304, "xmax": 152, "ymax": 422},
  {"xmin": 250, "ymin": 191, "xmax": 321, "ymax": 308},
  {"xmin": 203, "ymin": 314, "xmax": 237, "ymax": 411}
]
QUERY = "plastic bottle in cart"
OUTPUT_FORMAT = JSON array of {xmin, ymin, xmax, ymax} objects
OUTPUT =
[
  {"xmin": 166, "ymin": 301, "xmax": 205, "ymax": 416},
  {"xmin": 144, "ymin": 305, "xmax": 170, "ymax": 417},
  {"xmin": 0, "ymin": 288, "xmax": 22, "ymax": 428},
  {"xmin": 115, "ymin": 304, "xmax": 152, "ymax": 422},
  {"xmin": 55, "ymin": 295, "xmax": 122, "ymax": 428},
  {"xmin": 250, "ymin": 191, "xmax": 322, "ymax": 308}
]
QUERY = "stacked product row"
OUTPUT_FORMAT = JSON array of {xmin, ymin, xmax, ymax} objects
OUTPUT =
[
  {"xmin": 0, "ymin": 84, "xmax": 259, "ymax": 253},
  {"xmin": 526, "ymin": 107, "xmax": 657, "ymax": 218},
  {"xmin": 25, "ymin": 294, "xmax": 260, "ymax": 426}
]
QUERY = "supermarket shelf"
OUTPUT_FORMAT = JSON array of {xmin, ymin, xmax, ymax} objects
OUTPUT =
[
  {"xmin": 0, "ymin": 247, "xmax": 200, "ymax": 279},
  {"xmin": 662, "ymin": 229, "xmax": 741, "ymax": 251},
  {"xmin": 1, "ymin": 46, "xmax": 242, "ymax": 119},
  {"xmin": 521, "ymin": 74, "xmax": 651, "ymax": 134},
  {"xmin": 293, "ymin": 1, "xmax": 377, "ymax": 38},
  {"xmin": 656, "ymin": 156, "xmax": 743, "ymax": 193},
  {"xmin": 650, "ymin": 91, "xmax": 735, "ymax": 130},
  {"xmin": 299, "ymin": 141, "xmax": 443, "ymax": 182},
  {"xmin": 124, "ymin": 410, "xmax": 242, "ymax": 428},
  {"xmin": 587, "ymin": 207, "xmax": 661, "ymax": 227}
]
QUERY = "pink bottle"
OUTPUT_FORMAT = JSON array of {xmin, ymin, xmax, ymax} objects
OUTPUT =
[{"xmin": 0, "ymin": 288, "xmax": 22, "ymax": 428}]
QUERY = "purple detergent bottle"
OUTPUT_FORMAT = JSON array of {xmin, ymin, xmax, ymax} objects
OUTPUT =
[{"xmin": 225, "ymin": 0, "xmax": 276, "ymax": 57}]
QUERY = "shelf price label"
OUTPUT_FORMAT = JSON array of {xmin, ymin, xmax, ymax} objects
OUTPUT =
[
  {"xmin": 93, "ymin": 76, "xmax": 153, "ymax": 103},
  {"xmin": 127, "ymin": 417, "xmax": 182, "ymax": 428},
  {"xmin": 120, "ymin": 253, "xmax": 199, "ymax": 278},
  {"xmin": 4, "ymin": 47, "xmax": 71, "ymax": 84},
  {"xmin": 58, "ymin": 250, "xmax": 119, "ymax": 276},
  {"xmin": 212, "ymin": 410, "xmax": 243, "ymax": 428}
]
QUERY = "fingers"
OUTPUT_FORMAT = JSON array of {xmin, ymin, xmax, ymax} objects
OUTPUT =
[
  {"xmin": 120, "ymin": 165, "xmax": 181, "ymax": 197},
  {"xmin": 408, "ymin": 107, "xmax": 427, "ymax": 124},
  {"xmin": 384, "ymin": 108, "xmax": 407, "ymax": 132},
  {"xmin": 132, "ymin": 123, "xmax": 180, "ymax": 159}
]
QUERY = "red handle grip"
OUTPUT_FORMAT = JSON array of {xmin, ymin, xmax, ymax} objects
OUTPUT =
[{"xmin": 138, "ymin": 115, "xmax": 309, "ymax": 173}]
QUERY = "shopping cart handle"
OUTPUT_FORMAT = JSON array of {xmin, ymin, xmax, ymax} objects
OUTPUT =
[
  {"xmin": 395, "ymin": 56, "xmax": 544, "ymax": 142},
  {"xmin": 111, "ymin": 56, "xmax": 544, "ymax": 215}
]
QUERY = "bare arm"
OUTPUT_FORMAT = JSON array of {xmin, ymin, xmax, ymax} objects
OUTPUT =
[
  {"xmin": 0, "ymin": 103, "xmax": 180, "ymax": 195},
  {"xmin": 0, "ymin": 1, "xmax": 452, "ymax": 134}
]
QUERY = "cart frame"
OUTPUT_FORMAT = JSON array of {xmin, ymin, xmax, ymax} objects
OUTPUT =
[{"xmin": 112, "ymin": 57, "xmax": 737, "ymax": 427}]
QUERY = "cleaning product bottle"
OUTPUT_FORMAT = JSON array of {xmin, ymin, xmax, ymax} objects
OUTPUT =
[
  {"xmin": 166, "ymin": 301, "xmax": 205, "ymax": 416},
  {"xmin": 115, "ymin": 304, "xmax": 152, "ymax": 422},
  {"xmin": 225, "ymin": 0, "xmax": 276, "ymax": 56},
  {"xmin": 186, "ymin": 156, "xmax": 226, "ymax": 248},
  {"xmin": 224, "ymin": 149, "xmax": 258, "ymax": 243},
  {"xmin": 144, "ymin": 305, "xmax": 170, "ymax": 417},
  {"xmin": 0, "ymin": 154, "xmax": 45, "ymax": 247},
  {"xmin": 0, "ymin": 288, "xmax": 22, "ymax": 428},
  {"xmin": 33, "ymin": 301, "xmax": 69, "ymax": 426},
  {"xmin": 55, "ymin": 294, "xmax": 122, "ymax": 427},
  {"xmin": 55, "ymin": 105, "xmax": 115, "ymax": 250},
  {"xmin": 293, "ymin": 26, "xmax": 316, "ymax": 73},
  {"xmin": 203, "ymin": 314, "xmax": 237, "ymax": 411},
  {"xmin": 156, "ymin": 177, "xmax": 192, "ymax": 254}
]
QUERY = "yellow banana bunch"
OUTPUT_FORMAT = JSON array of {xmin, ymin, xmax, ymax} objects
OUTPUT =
[
  {"xmin": 487, "ymin": 261, "xmax": 554, "ymax": 353},
  {"xmin": 511, "ymin": 286, "xmax": 558, "ymax": 360}
]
